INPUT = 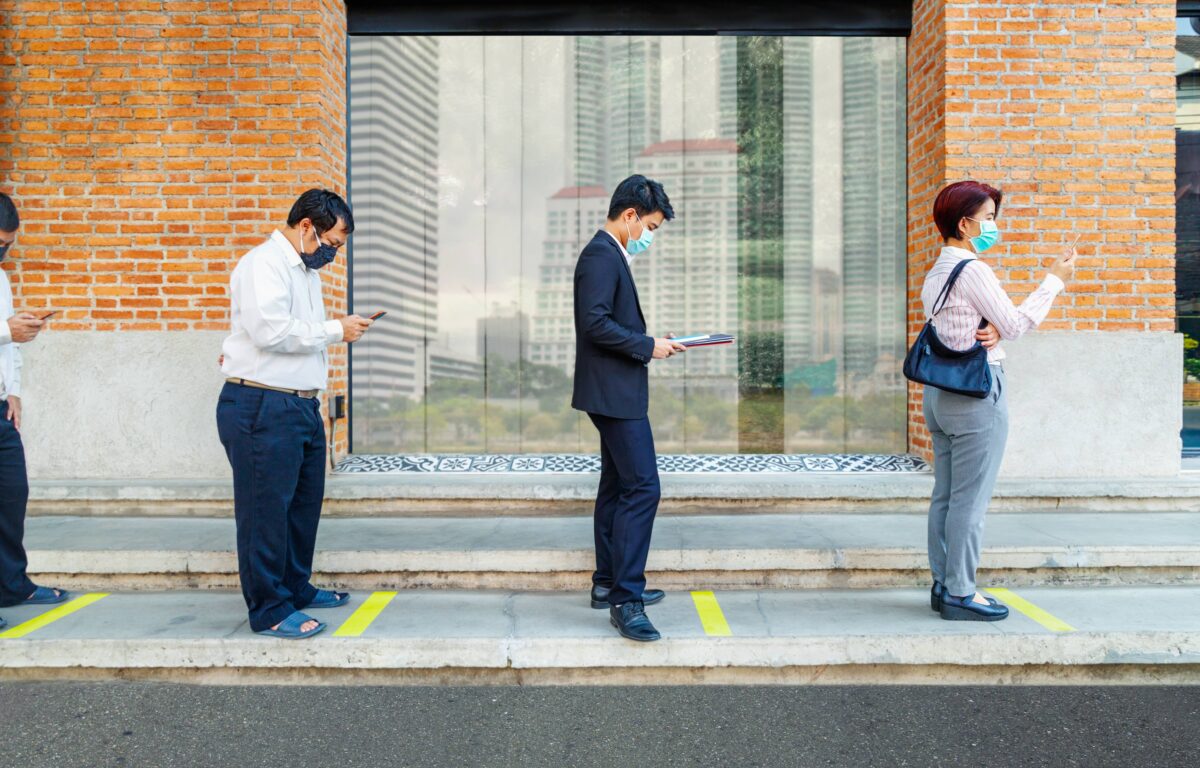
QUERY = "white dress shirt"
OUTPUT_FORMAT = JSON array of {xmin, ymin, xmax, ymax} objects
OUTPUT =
[
  {"xmin": 604, "ymin": 229, "xmax": 634, "ymax": 265},
  {"xmin": 220, "ymin": 229, "xmax": 343, "ymax": 391},
  {"xmin": 921, "ymin": 245, "xmax": 1064, "ymax": 363},
  {"xmin": 0, "ymin": 268, "xmax": 21, "ymax": 400}
]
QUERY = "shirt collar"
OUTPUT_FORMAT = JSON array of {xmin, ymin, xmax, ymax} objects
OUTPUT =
[
  {"xmin": 271, "ymin": 229, "xmax": 304, "ymax": 268},
  {"xmin": 603, "ymin": 229, "xmax": 633, "ymax": 265},
  {"xmin": 940, "ymin": 244, "xmax": 975, "ymax": 261}
]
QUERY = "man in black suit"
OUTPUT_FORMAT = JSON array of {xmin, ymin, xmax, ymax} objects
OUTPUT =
[{"xmin": 572, "ymin": 175, "xmax": 684, "ymax": 642}]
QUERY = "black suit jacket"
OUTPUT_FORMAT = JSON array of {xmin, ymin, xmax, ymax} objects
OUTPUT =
[{"xmin": 571, "ymin": 230, "xmax": 655, "ymax": 419}]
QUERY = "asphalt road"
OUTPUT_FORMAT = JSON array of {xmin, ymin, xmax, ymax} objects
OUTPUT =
[{"xmin": 0, "ymin": 683, "xmax": 1196, "ymax": 768}]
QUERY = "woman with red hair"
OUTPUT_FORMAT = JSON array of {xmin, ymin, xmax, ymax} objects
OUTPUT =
[{"xmin": 922, "ymin": 180, "xmax": 1078, "ymax": 621}]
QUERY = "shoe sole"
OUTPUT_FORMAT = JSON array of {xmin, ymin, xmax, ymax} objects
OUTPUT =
[
  {"xmin": 939, "ymin": 604, "xmax": 1008, "ymax": 622},
  {"xmin": 255, "ymin": 622, "xmax": 327, "ymax": 639},
  {"xmin": 591, "ymin": 593, "xmax": 666, "ymax": 610},
  {"xmin": 609, "ymin": 617, "xmax": 661, "ymax": 642}
]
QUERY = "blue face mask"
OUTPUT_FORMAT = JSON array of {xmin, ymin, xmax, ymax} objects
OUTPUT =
[
  {"xmin": 967, "ymin": 218, "xmax": 1000, "ymax": 253},
  {"xmin": 625, "ymin": 214, "xmax": 654, "ymax": 255}
]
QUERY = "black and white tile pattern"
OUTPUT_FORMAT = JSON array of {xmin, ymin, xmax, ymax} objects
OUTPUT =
[{"xmin": 335, "ymin": 453, "xmax": 929, "ymax": 474}]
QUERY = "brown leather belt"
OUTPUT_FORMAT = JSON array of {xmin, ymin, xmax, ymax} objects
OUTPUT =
[{"xmin": 225, "ymin": 378, "xmax": 319, "ymax": 399}]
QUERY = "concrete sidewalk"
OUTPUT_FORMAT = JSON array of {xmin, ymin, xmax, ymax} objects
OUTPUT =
[
  {"xmin": 1, "ymin": 586, "xmax": 1198, "ymax": 685},
  {"xmin": 22, "ymin": 512, "xmax": 1200, "ymax": 590}
]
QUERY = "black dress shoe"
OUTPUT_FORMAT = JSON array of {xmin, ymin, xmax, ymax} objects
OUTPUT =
[
  {"xmin": 932, "ymin": 581, "xmax": 997, "ymax": 612},
  {"xmin": 940, "ymin": 592, "xmax": 1009, "ymax": 622},
  {"xmin": 609, "ymin": 601, "xmax": 661, "ymax": 642},
  {"xmin": 591, "ymin": 585, "xmax": 665, "ymax": 609}
]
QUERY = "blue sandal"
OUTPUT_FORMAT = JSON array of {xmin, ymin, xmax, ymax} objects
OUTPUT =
[
  {"xmin": 306, "ymin": 589, "xmax": 350, "ymax": 609},
  {"xmin": 23, "ymin": 586, "xmax": 69, "ymax": 605},
  {"xmin": 256, "ymin": 611, "xmax": 325, "ymax": 640}
]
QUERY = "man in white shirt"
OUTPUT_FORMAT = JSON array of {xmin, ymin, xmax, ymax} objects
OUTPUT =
[
  {"xmin": 0, "ymin": 192, "xmax": 69, "ymax": 631},
  {"xmin": 217, "ymin": 189, "xmax": 371, "ymax": 639}
]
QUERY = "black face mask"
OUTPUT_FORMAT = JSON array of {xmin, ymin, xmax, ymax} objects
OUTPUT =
[{"xmin": 300, "ymin": 228, "xmax": 337, "ymax": 271}]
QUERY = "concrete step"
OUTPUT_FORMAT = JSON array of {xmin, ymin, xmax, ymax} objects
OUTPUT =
[
  {"xmin": 28, "ymin": 474, "xmax": 1200, "ymax": 516},
  {"xmin": 1, "ymin": 586, "xmax": 1198, "ymax": 685},
  {"xmin": 23, "ymin": 512, "xmax": 1200, "ymax": 591}
]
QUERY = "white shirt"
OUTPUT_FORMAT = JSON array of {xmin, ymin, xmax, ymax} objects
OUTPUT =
[
  {"xmin": 220, "ymin": 229, "xmax": 343, "ymax": 391},
  {"xmin": 604, "ymin": 229, "xmax": 634, "ymax": 265},
  {"xmin": 0, "ymin": 268, "xmax": 21, "ymax": 400},
  {"xmin": 921, "ymin": 245, "xmax": 1064, "ymax": 363}
]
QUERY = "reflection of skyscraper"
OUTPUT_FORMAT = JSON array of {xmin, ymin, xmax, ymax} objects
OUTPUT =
[
  {"xmin": 477, "ymin": 305, "xmax": 529, "ymax": 364},
  {"xmin": 841, "ymin": 38, "xmax": 905, "ymax": 386},
  {"xmin": 349, "ymin": 36, "xmax": 439, "ymax": 400},
  {"xmin": 812, "ymin": 268, "xmax": 843, "ymax": 361},
  {"xmin": 529, "ymin": 186, "xmax": 609, "ymax": 374},
  {"xmin": 634, "ymin": 139, "xmax": 740, "ymax": 379},
  {"xmin": 782, "ymin": 38, "xmax": 815, "ymax": 369},
  {"xmin": 566, "ymin": 36, "xmax": 661, "ymax": 189},
  {"xmin": 718, "ymin": 37, "xmax": 738, "ymax": 140}
]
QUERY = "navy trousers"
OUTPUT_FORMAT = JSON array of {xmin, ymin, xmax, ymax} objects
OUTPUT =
[
  {"xmin": 0, "ymin": 401, "xmax": 35, "ymax": 607},
  {"xmin": 216, "ymin": 382, "xmax": 325, "ymax": 632},
  {"xmin": 588, "ymin": 413, "xmax": 660, "ymax": 606}
]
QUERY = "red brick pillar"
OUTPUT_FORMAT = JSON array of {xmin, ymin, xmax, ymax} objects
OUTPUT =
[
  {"xmin": 906, "ymin": 0, "xmax": 1177, "ymax": 466},
  {"xmin": 0, "ymin": 1, "xmax": 351, "ymax": 478}
]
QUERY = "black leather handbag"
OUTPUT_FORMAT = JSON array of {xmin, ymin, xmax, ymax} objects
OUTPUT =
[{"xmin": 903, "ymin": 258, "xmax": 993, "ymax": 399}]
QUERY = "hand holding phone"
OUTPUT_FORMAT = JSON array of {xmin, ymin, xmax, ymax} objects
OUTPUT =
[{"xmin": 1050, "ymin": 234, "xmax": 1081, "ymax": 283}]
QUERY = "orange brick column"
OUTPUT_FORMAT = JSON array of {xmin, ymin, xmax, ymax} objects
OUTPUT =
[
  {"xmin": 906, "ymin": 0, "xmax": 1177, "ymax": 462},
  {"xmin": 0, "ymin": 1, "xmax": 352, "ymax": 474}
]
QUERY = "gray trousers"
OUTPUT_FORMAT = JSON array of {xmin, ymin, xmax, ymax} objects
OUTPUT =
[{"xmin": 924, "ymin": 364, "xmax": 1008, "ymax": 597}]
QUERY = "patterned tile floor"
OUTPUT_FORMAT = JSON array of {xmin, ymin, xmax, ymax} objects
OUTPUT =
[{"xmin": 335, "ymin": 453, "xmax": 930, "ymax": 474}]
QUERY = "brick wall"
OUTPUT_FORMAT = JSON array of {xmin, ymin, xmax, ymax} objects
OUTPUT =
[
  {"xmin": 0, "ymin": 0, "xmax": 352, "ymax": 456},
  {"xmin": 906, "ymin": 0, "xmax": 1177, "ymax": 457}
]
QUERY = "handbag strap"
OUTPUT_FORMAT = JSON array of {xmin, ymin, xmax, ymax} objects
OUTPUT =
[{"xmin": 930, "ymin": 258, "xmax": 975, "ymax": 318}]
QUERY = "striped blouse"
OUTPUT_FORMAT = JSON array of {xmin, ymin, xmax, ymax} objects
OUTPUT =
[{"xmin": 920, "ymin": 245, "xmax": 1065, "ymax": 363}]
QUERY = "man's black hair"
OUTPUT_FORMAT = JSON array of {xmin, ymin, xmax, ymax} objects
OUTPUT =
[
  {"xmin": 0, "ymin": 192, "xmax": 18, "ymax": 232},
  {"xmin": 287, "ymin": 188, "xmax": 354, "ymax": 234},
  {"xmin": 606, "ymin": 175, "xmax": 674, "ymax": 221}
]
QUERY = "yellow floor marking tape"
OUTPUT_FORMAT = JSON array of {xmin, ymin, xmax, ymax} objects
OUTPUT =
[
  {"xmin": 690, "ymin": 590, "xmax": 733, "ymax": 636},
  {"xmin": 0, "ymin": 593, "xmax": 109, "ymax": 639},
  {"xmin": 332, "ymin": 591, "xmax": 398, "ymax": 637},
  {"xmin": 985, "ymin": 588, "xmax": 1076, "ymax": 633}
]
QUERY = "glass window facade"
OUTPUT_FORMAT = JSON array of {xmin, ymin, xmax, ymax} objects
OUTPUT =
[{"xmin": 348, "ymin": 35, "xmax": 906, "ymax": 455}]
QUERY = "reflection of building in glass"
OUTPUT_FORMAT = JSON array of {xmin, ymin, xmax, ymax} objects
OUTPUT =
[
  {"xmin": 782, "ymin": 38, "xmax": 815, "ymax": 370},
  {"xmin": 477, "ymin": 305, "xmax": 529, "ymax": 364},
  {"xmin": 530, "ymin": 186, "xmax": 609, "ymax": 374},
  {"xmin": 567, "ymin": 36, "xmax": 661, "ymax": 189},
  {"xmin": 812, "ymin": 268, "xmax": 843, "ymax": 362},
  {"xmin": 430, "ymin": 346, "xmax": 485, "ymax": 383},
  {"xmin": 349, "ymin": 36, "xmax": 439, "ymax": 400},
  {"xmin": 634, "ymin": 139, "xmax": 740, "ymax": 379},
  {"xmin": 841, "ymin": 39, "xmax": 905, "ymax": 389},
  {"xmin": 718, "ymin": 37, "xmax": 738, "ymax": 140}
]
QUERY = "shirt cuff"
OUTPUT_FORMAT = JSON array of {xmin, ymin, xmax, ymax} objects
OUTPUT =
[
  {"xmin": 1042, "ymin": 273, "xmax": 1065, "ymax": 295},
  {"xmin": 324, "ymin": 319, "xmax": 344, "ymax": 343}
]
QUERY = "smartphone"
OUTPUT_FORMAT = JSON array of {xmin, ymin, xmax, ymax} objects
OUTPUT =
[
  {"xmin": 369, "ymin": 311, "xmax": 387, "ymax": 321},
  {"xmin": 40, "ymin": 310, "xmax": 56, "ymax": 320},
  {"xmin": 1059, "ymin": 234, "xmax": 1080, "ymax": 263}
]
